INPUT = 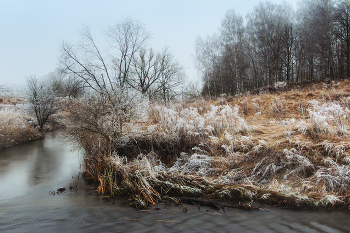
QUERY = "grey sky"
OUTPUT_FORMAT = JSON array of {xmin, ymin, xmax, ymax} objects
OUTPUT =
[{"xmin": 0, "ymin": 0, "xmax": 297, "ymax": 87}]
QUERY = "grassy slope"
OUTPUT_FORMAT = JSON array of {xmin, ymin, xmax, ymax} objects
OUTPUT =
[{"xmin": 82, "ymin": 80, "xmax": 350, "ymax": 210}]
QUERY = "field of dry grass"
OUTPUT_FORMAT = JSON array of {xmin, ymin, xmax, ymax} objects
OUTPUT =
[
  {"xmin": 0, "ymin": 96, "xmax": 43, "ymax": 150},
  {"xmin": 78, "ymin": 80, "xmax": 350, "ymax": 210}
]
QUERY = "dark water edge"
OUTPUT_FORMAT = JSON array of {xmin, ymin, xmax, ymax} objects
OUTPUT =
[{"xmin": 0, "ymin": 132, "xmax": 349, "ymax": 233}]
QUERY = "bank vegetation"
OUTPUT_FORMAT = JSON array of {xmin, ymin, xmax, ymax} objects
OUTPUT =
[
  {"xmin": 0, "ymin": 95, "xmax": 42, "ymax": 149},
  {"xmin": 64, "ymin": 79, "xmax": 350, "ymax": 210}
]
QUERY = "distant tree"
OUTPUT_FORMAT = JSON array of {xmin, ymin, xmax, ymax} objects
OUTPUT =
[
  {"xmin": 246, "ymin": 2, "xmax": 294, "ymax": 86},
  {"xmin": 129, "ymin": 47, "xmax": 163, "ymax": 95},
  {"xmin": 26, "ymin": 76, "xmax": 57, "ymax": 130},
  {"xmin": 0, "ymin": 84, "xmax": 5, "ymax": 92},
  {"xmin": 63, "ymin": 74, "xmax": 85, "ymax": 98},
  {"xmin": 195, "ymin": 10, "xmax": 249, "ymax": 97},
  {"xmin": 220, "ymin": 10, "xmax": 248, "ymax": 94},
  {"xmin": 45, "ymin": 69, "xmax": 85, "ymax": 98},
  {"xmin": 333, "ymin": 0, "xmax": 350, "ymax": 79},
  {"xmin": 182, "ymin": 81, "xmax": 202, "ymax": 99},
  {"xmin": 194, "ymin": 0, "xmax": 350, "ymax": 98},
  {"xmin": 46, "ymin": 69, "xmax": 66, "ymax": 97},
  {"xmin": 296, "ymin": 0, "xmax": 335, "ymax": 82},
  {"xmin": 195, "ymin": 34, "xmax": 222, "ymax": 97},
  {"xmin": 152, "ymin": 48, "xmax": 184, "ymax": 103}
]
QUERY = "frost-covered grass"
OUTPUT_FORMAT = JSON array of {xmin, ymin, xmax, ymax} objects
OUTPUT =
[
  {"xmin": 0, "ymin": 96, "xmax": 42, "ymax": 149},
  {"xmin": 80, "ymin": 80, "xmax": 350, "ymax": 210},
  {"xmin": 147, "ymin": 103, "xmax": 248, "ymax": 137},
  {"xmin": 308, "ymin": 100, "xmax": 349, "ymax": 136}
]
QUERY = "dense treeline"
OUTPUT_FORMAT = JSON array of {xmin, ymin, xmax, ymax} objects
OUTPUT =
[{"xmin": 195, "ymin": 0, "xmax": 350, "ymax": 97}]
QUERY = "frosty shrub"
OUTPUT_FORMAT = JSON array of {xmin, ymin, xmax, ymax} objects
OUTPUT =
[
  {"xmin": 308, "ymin": 100, "xmax": 348, "ymax": 136},
  {"xmin": 296, "ymin": 120, "xmax": 308, "ymax": 134},
  {"xmin": 205, "ymin": 104, "xmax": 248, "ymax": 135},
  {"xmin": 274, "ymin": 81, "xmax": 287, "ymax": 90},
  {"xmin": 66, "ymin": 92, "xmax": 137, "ymax": 153},
  {"xmin": 308, "ymin": 109, "xmax": 329, "ymax": 134},
  {"xmin": 147, "ymin": 103, "xmax": 248, "ymax": 139},
  {"xmin": 26, "ymin": 76, "xmax": 58, "ymax": 130},
  {"xmin": 318, "ymin": 195, "xmax": 344, "ymax": 209}
]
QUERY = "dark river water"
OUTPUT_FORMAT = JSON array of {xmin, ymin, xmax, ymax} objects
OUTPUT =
[{"xmin": 0, "ymin": 132, "xmax": 349, "ymax": 233}]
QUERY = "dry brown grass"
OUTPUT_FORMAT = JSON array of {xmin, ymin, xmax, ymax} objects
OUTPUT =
[
  {"xmin": 76, "ymin": 80, "xmax": 350, "ymax": 210},
  {"xmin": 0, "ymin": 98, "xmax": 43, "ymax": 150},
  {"xmin": 0, "ymin": 96, "xmax": 25, "ymax": 105}
]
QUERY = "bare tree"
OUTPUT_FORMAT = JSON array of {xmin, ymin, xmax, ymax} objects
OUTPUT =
[
  {"xmin": 195, "ymin": 10, "xmax": 249, "ymax": 96},
  {"xmin": 182, "ymin": 81, "xmax": 202, "ymax": 99},
  {"xmin": 45, "ymin": 69, "xmax": 84, "ymax": 98},
  {"xmin": 195, "ymin": 2, "xmax": 296, "ymax": 97},
  {"xmin": 153, "ymin": 47, "xmax": 184, "ymax": 103},
  {"xmin": 46, "ymin": 69, "xmax": 66, "ymax": 97},
  {"xmin": 129, "ymin": 47, "xmax": 163, "ymax": 94},
  {"xmin": 220, "ymin": 10, "xmax": 248, "ymax": 95},
  {"xmin": 246, "ymin": 2, "xmax": 294, "ymax": 86},
  {"xmin": 60, "ymin": 19, "xmax": 150, "ymax": 146},
  {"xmin": 107, "ymin": 18, "xmax": 151, "ymax": 88},
  {"xmin": 195, "ymin": 34, "xmax": 222, "ymax": 97},
  {"xmin": 129, "ymin": 46, "xmax": 184, "ymax": 101},
  {"xmin": 26, "ymin": 76, "xmax": 57, "ymax": 130},
  {"xmin": 333, "ymin": 0, "xmax": 350, "ymax": 79},
  {"xmin": 63, "ymin": 74, "xmax": 85, "ymax": 98},
  {"xmin": 60, "ymin": 19, "xmax": 150, "ymax": 96},
  {"xmin": 296, "ymin": 0, "xmax": 335, "ymax": 82}
]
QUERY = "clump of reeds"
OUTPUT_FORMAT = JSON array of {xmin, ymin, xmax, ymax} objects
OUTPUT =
[{"xmin": 83, "ymin": 151, "xmax": 162, "ymax": 207}]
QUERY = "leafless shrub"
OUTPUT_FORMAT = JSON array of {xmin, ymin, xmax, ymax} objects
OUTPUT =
[{"xmin": 26, "ymin": 76, "xmax": 58, "ymax": 130}]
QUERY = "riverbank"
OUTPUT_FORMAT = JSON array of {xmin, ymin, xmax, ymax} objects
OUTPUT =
[
  {"xmin": 0, "ymin": 95, "xmax": 68, "ymax": 150},
  {"xmin": 0, "ymin": 96, "xmax": 43, "ymax": 150},
  {"xmin": 75, "ymin": 80, "xmax": 350, "ymax": 211}
]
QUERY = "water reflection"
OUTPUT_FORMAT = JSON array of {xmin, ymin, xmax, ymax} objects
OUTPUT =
[
  {"xmin": 0, "ymin": 133, "xmax": 349, "ymax": 232},
  {"xmin": 0, "ymin": 133, "xmax": 72, "ymax": 199},
  {"xmin": 0, "ymin": 139, "xmax": 40, "ymax": 199}
]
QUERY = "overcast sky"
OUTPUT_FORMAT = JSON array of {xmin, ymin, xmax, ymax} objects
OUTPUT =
[{"xmin": 0, "ymin": 0, "xmax": 298, "ymax": 88}]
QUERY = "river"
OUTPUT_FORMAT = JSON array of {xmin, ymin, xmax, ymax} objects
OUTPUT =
[{"xmin": 0, "ymin": 132, "xmax": 349, "ymax": 232}]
